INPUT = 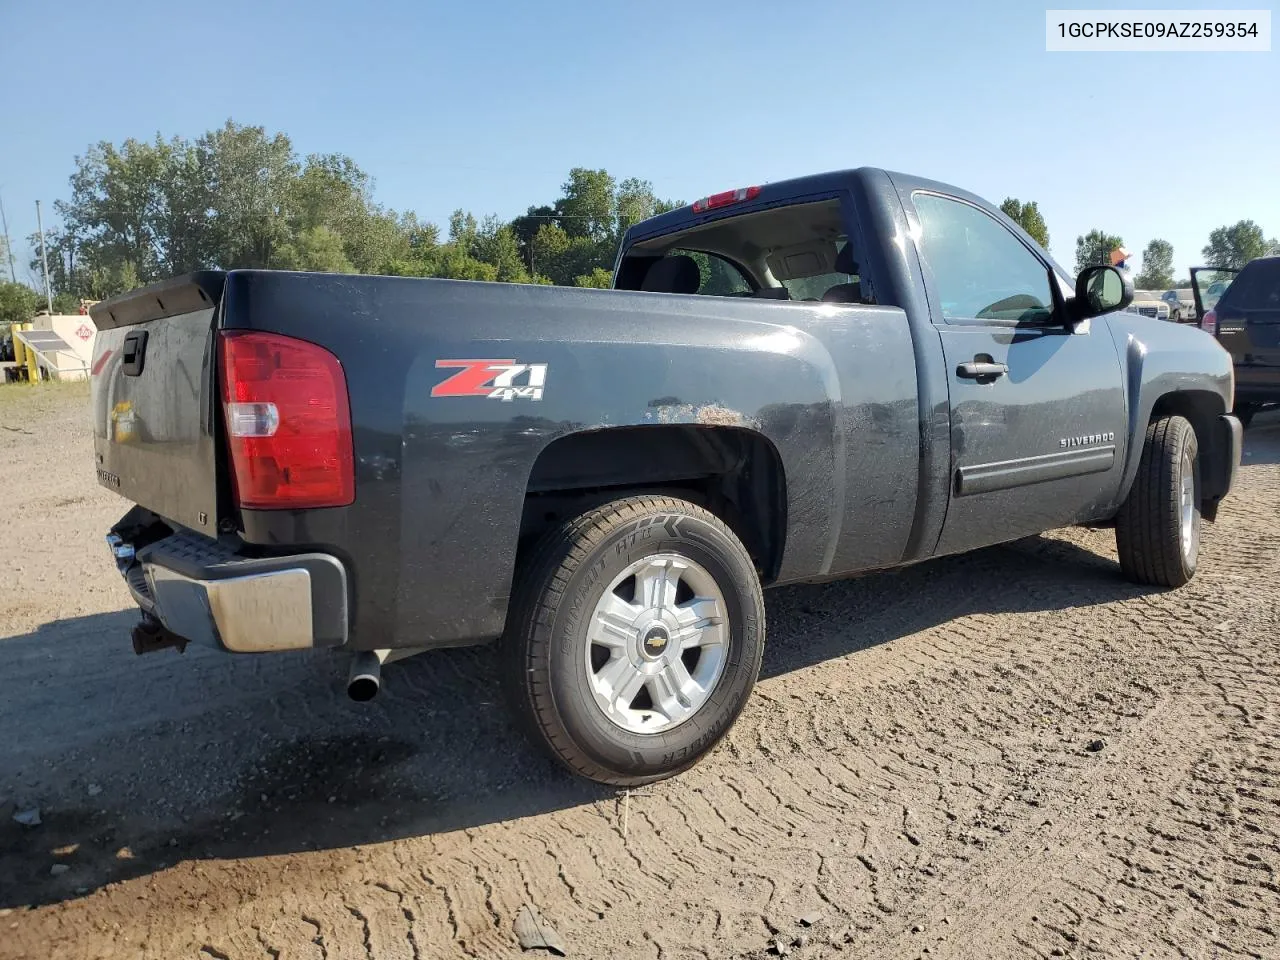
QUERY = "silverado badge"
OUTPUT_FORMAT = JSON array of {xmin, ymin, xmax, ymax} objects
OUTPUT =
[{"xmin": 1060, "ymin": 431, "xmax": 1116, "ymax": 448}]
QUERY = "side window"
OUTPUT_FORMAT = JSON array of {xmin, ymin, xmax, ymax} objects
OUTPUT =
[
  {"xmin": 913, "ymin": 193, "xmax": 1053, "ymax": 324},
  {"xmin": 669, "ymin": 249, "xmax": 752, "ymax": 296}
]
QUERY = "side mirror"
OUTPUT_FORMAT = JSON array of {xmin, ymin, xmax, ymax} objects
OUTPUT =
[{"xmin": 1073, "ymin": 265, "xmax": 1133, "ymax": 319}]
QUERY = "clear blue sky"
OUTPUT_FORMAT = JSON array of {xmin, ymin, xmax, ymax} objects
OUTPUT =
[{"xmin": 2, "ymin": 0, "xmax": 1276, "ymax": 283}]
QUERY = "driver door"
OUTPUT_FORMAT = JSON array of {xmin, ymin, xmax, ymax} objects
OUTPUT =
[{"xmin": 910, "ymin": 191, "xmax": 1128, "ymax": 556}]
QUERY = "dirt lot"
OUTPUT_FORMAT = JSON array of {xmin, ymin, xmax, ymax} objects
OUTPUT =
[{"xmin": 1, "ymin": 381, "xmax": 1277, "ymax": 960}]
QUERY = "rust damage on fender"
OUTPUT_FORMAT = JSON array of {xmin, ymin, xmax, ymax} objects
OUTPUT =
[{"xmin": 643, "ymin": 402, "xmax": 761, "ymax": 429}]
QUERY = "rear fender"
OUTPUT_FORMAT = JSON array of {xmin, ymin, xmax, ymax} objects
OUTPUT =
[{"xmin": 396, "ymin": 310, "xmax": 844, "ymax": 648}]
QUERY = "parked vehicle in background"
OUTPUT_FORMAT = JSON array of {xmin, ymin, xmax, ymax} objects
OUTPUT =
[
  {"xmin": 1193, "ymin": 257, "xmax": 1280, "ymax": 426},
  {"xmin": 1127, "ymin": 297, "xmax": 1171, "ymax": 321},
  {"xmin": 1162, "ymin": 289, "xmax": 1195, "ymax": 322},
  {"xmin": 90, "ymin": 167, "xmax": 1243, "ymax": 786}
]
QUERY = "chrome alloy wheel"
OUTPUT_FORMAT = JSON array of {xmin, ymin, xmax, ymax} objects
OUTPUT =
[
  {"xmin": 584, "ymin": 554, "xmax": 728, "ymax": 734},
  {"xmin": 1180, "ymin": 446, "xmax": 1196, "ymax": 558}
]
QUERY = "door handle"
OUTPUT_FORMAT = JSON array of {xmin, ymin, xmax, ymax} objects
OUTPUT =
[
  {"xmin": 956, "ymin": 360, "xmax": 1008, "ymax": 380},
  {"xmin": 122, "ymin": 330, "xmax": 148, "ymax": 377}
]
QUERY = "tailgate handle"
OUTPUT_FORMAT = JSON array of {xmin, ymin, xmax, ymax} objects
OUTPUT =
[{"xmin": 122, "ymin": 331, "xmax": 148, "ymax": 377}]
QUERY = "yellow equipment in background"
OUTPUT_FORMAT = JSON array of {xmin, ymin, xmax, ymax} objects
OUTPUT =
[{"xmin": 9, "ymin": 322, "xmax": 40, "ymax": 382}]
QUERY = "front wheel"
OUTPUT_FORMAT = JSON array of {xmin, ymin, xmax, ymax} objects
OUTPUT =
[
  {"xmin": 1115, "ymin": 415, "xmax": 1200, "ymax": 587},
  {"xmin": 504, "ymin": 496, "xmax": 765, "ymax": 786}
]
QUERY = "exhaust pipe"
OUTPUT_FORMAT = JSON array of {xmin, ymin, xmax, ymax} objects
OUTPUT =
[
  {"xmin": 347, "ymin": 651, "xmax": 382, "ymax": 701},
  {"xmin": 132, "ymin": 616, "xmax": 187, "ymax": 655},
  {"xmin": 345, "ymin": 647, "xmax": 427, "ymax": 701}
]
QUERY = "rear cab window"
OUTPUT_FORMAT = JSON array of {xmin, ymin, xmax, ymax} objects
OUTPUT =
[{"xmin": 616, "ymin": 198, "xmax": 872, "ymax": 305}]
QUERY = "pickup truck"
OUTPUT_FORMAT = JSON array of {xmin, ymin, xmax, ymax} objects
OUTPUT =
[{"xmin": 89, "ymin": 167, "xmax": 1243, "ymax": 786}]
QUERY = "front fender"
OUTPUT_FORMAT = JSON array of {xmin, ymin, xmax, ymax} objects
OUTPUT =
[{"xmin": 1105, "ymin": 313, "xmax": 1233, "ymax": 505}]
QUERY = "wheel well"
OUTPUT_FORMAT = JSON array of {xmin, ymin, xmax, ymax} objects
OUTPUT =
[
  {"xmin": 1148, "ymin": 390, "xmax": 1229, "ymax": 509},
  {"xmin": 519, "ymin": 426, "xmax": 787, "ymax": 582},
  {"xmin": 1149, "ymin": 390, "xmax": 1220, "ymax": 450}
]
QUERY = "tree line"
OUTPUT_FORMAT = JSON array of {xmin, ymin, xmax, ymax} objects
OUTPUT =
[
  {"xmin": 1, "ymin": 120, "xmax": 1275, "ymax": 327},
  {"xmin": 997, "ymin": 197, "xmax": 1273, "ymax": 291},
  {"xmin": 0, "ymin": 121, "xmax": 680, "ymax": 324},
  {"xmin": 1070, "ymin": 223, "xmax": 1275, "ymax": 290}
]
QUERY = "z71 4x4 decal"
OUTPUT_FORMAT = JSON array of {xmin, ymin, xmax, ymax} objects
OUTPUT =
[{"xmin": 431, "ymin": 359, "xmax": 548, "ymax": 401}]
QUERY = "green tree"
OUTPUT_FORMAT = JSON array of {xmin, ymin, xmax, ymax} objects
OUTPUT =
[
  {"xmin": 275, "ymin": 226, "xmax": 355, "ymax": 274},
  {"xmin": 428, "ymin": 247, "xmax": 499, "ymax": 282},
  {"xmin": 31, "ymin": 227, "xmax": 143, "ymax": 300},
  {"xmin": 510, "ymin": 204, "xmax": 556, "ymax": 269},
  {"xmin": 999, "ymin": 198, "xmax": 1050, "ymax": 248},
  {"xmin": 448, "ymin": 209, "xmax": 480, "ymax": 253},
  {"xmin": 1134, "ymin": 239, "xmax": 1175, "ymax": 289},
  {"xmin": 159, "ymin": 137, "xmax": 217, "ymax": 274},
  {"xmin": 1075, "ymin": 229, "xmax": 1124, "ymax": 274},
  {"xmin": 290, "ymin": 153, "xmax": 405, "ymax": 273},
  {"xmin": 556, "ymin": 168, "xmax": 616, "ymax": 241},
  {"xmin": 529, "ymin": 223, "xmax": 570, "ymax": 281},
  {"xmin": 87, "ymin": 260, "xmax": 140, "ymax": 299},
  {"xmin": 0, "ymin": 281, "xmax": 40, "ymax": 324},
  {"xmin": 28, "ymin": 229, "xmax": 73, "ymax": 295},
  {"xmin": 474, "ymin": 217, "xmax": 530, "ymax": 282},
  {"xmin": 380, "ymin": 212, "xmax": 441, "ymax": 276},
  {"xmin": 56, "ymin": 135, "xmax": 182, "ymax": 284},
  {"xmin": 1202, "ymin": 220, "xmax": 1275, "ymax": 269},
  {"xmin": 44, "ymin": 125, "xmax": 683, "ymax": 295},
  {"xmin": 201, "ymin": 121, "xmax": 299, "ymax": 269},
  {"xmin": 574, "ymin": 267, "xmax": 614, "ymax": 288},
  {"xmin": 52, "ymin": 292, "xmax": 81, "ymax": 314},
  {"xmin": 49, "ymin": 121, "xmax": 416, "ymax": 291},
  {"xmin": 615, "ymin": 178, "xmax": 665, "ymax": 239}
]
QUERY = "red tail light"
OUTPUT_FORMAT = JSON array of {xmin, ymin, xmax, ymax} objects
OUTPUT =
[
  {"xmin": 692, "ymin": 185, "xmax": 761, "ymax": 213},
  {"xmin": 218, "ymin": 331, "xmax": 354, "ymax": 509},
  {"xmin": 1200, "ymin": 309, "xmax": 1217, "ymax": 336}
]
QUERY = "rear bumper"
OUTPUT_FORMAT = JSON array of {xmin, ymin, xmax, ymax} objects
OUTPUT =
[
  {"xmin": 108, "ymin": 528, "xmax": 349, "ymax": 653},
  {"xmin": 1201, "ymin": 413, "xmax": 1242, "ymax": 522}
]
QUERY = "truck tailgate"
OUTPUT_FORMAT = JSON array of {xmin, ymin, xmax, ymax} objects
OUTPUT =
[{"xmin": 89, "ymin": 273, "xmax": 226, "ymax": 537}]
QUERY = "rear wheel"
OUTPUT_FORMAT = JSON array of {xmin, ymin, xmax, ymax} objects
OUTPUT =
[
  {"xmin": 1115, "ymin": 415, "xmax": 1200, "ymax": 587},
  {"xmin": 504, "ymin": 496, "xmax": 765, "ymax": 786}
]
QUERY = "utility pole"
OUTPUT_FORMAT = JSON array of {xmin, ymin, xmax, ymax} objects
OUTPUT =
[
  {"xmin": 35, "ymin": 200, "xmax": 53, "ymax": 314},
  {"xmin": 0, "ymin": 189, "xmax": 16, "ymax": 283}
]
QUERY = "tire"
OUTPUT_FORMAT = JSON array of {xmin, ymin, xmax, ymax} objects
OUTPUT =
[
  {"xmin": 1234, "ymin": 402, "xmax": 1257, "ymax": 429},
  {"xmin": 504, "ymin": 496, "xmax": 765, "ymax": 786},
  {"xmin": 1115, "ymin": 415, "xmax": 1200, "ymax": 587}
]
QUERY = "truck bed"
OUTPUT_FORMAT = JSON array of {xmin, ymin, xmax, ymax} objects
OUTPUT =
[{"xmin": 90, "ymin": 271, "xmax": 921, "ymax": 650}]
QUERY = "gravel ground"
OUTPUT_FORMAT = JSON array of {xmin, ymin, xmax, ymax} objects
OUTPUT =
[{"xmin": 1, "ymin": 381, "xmax": 1277, "ymax": 960}]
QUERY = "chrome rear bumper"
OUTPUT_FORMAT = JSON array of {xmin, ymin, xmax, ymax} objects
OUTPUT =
[{"xmin": 107, "ymin": 530, "xmax": 348, "ymax": 653}]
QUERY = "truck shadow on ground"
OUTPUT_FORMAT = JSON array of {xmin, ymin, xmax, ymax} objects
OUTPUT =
[{"xmin": 0, "ymin": 533, "xmax": 1158, "ymax": 910}]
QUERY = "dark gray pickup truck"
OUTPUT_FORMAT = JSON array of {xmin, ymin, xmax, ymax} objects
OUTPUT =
[{"xmin": 90, "ymin": 167, "xmax": 1242, "ymax": 785}]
